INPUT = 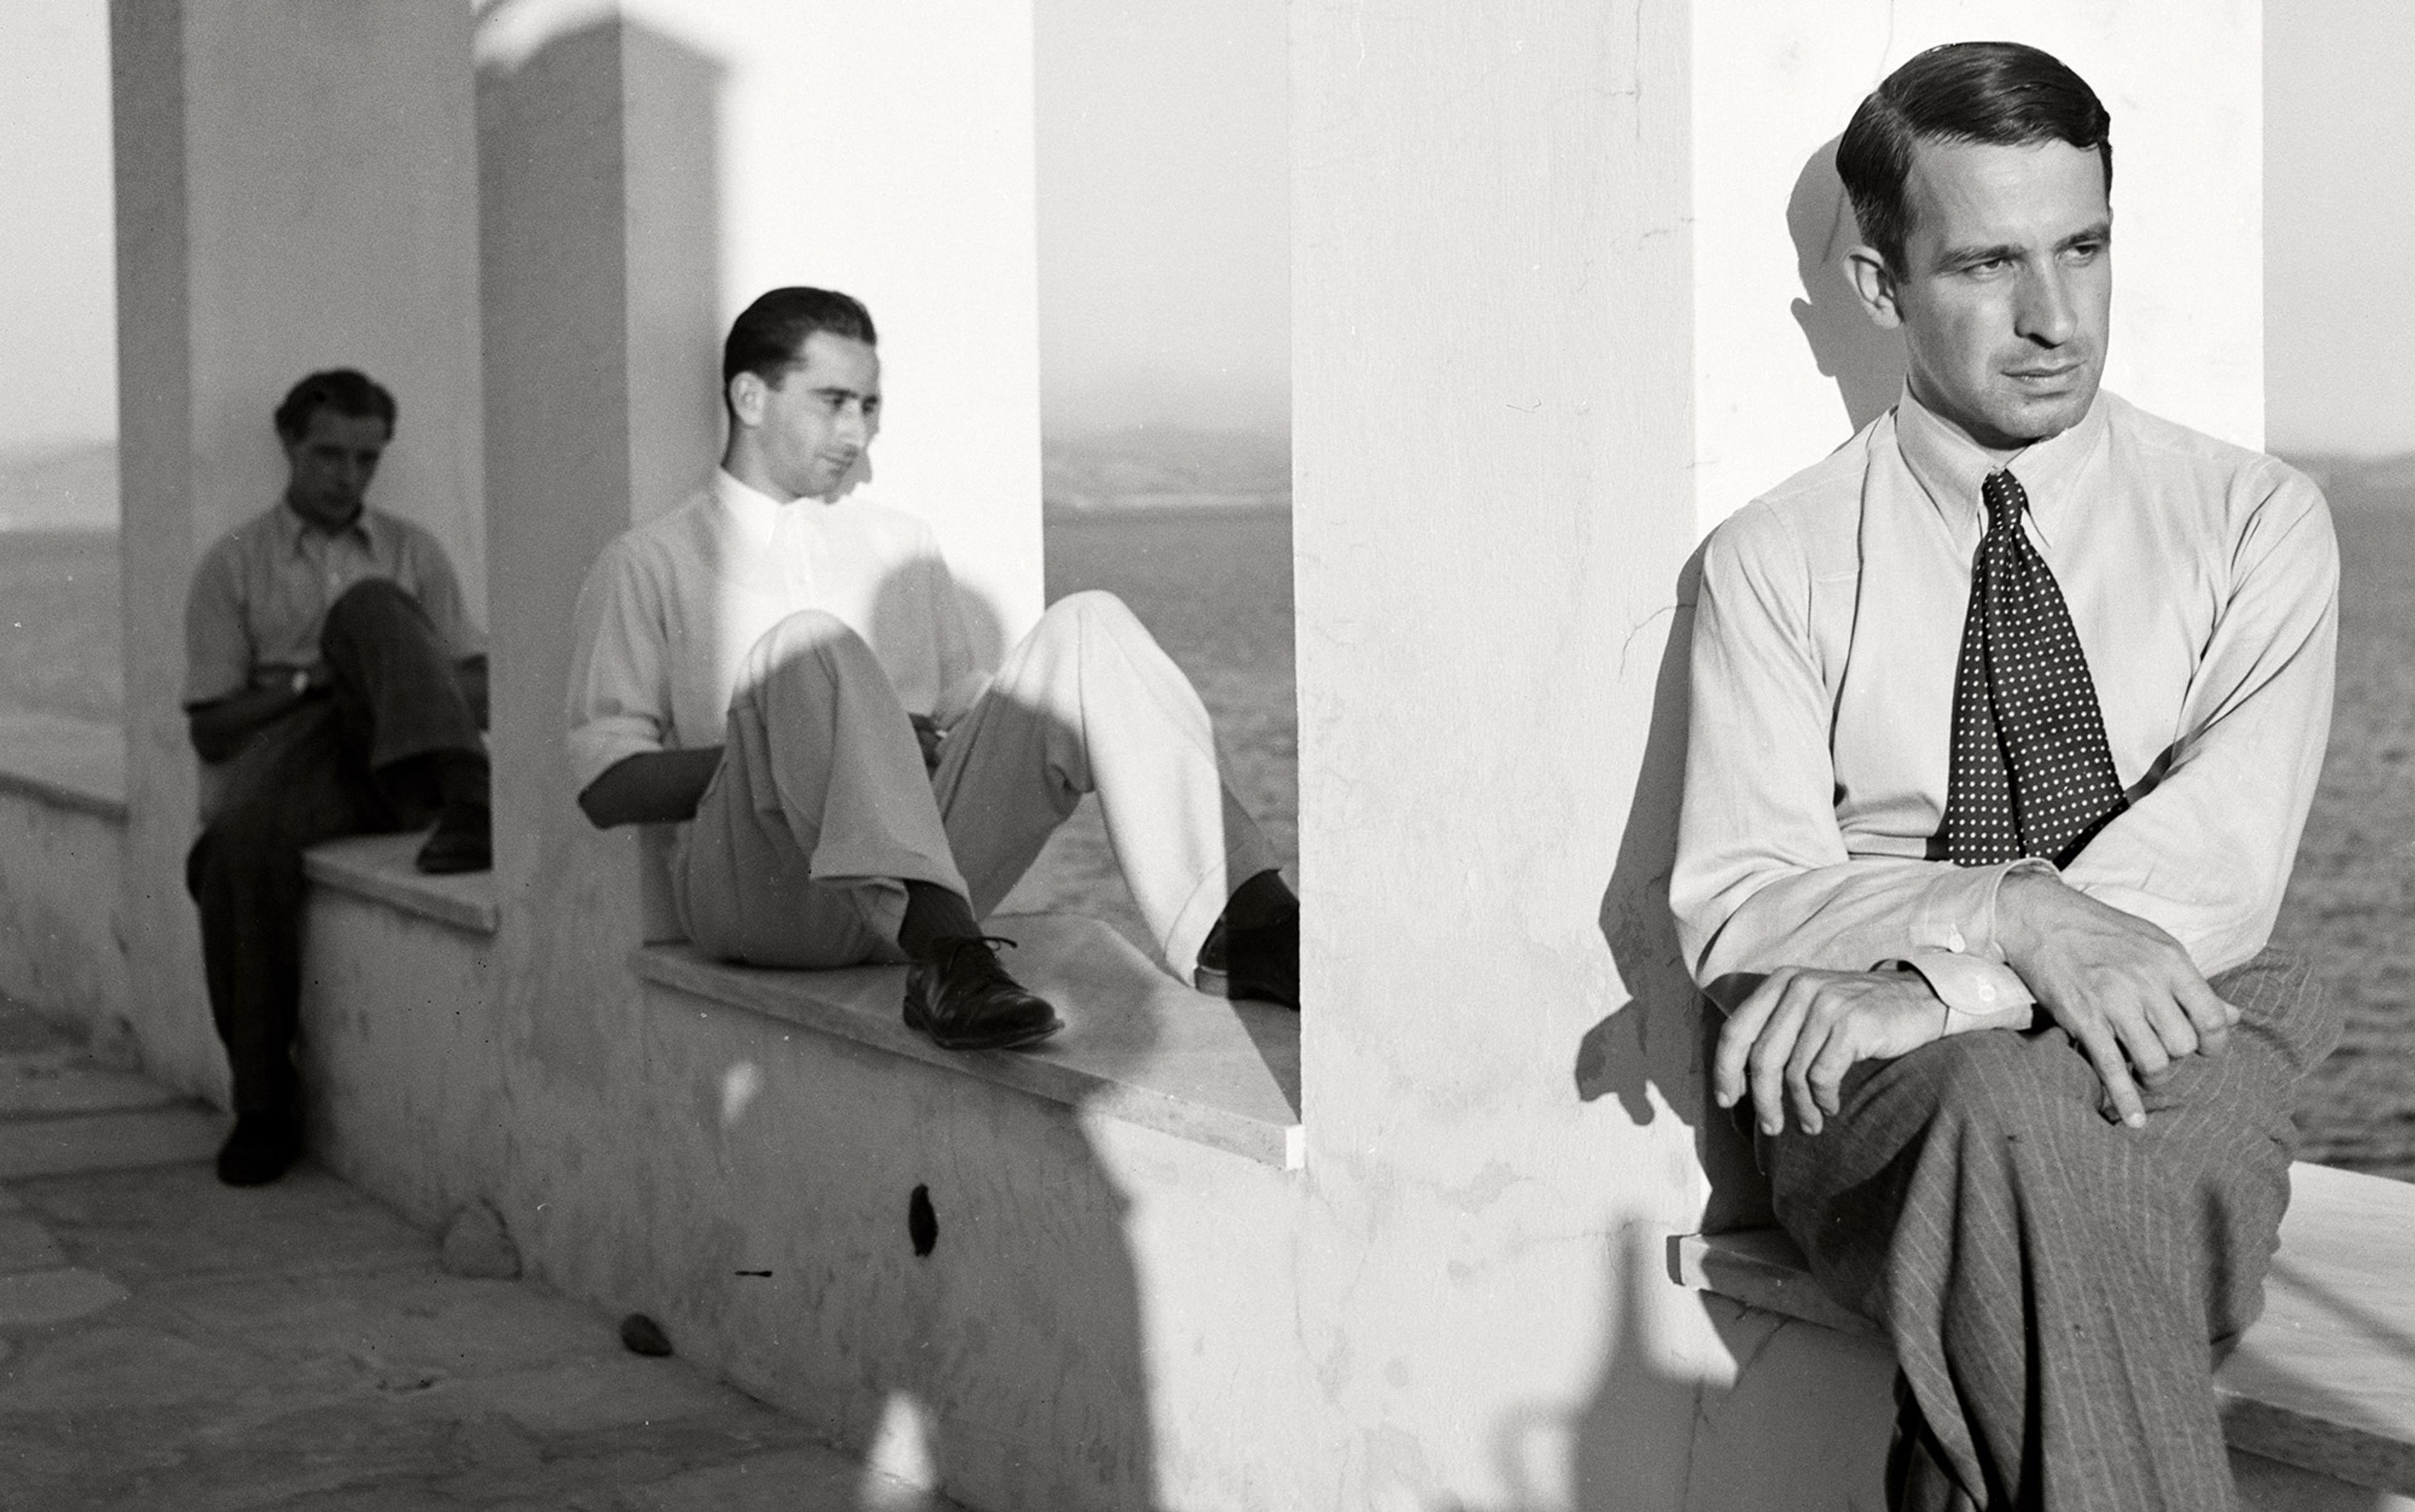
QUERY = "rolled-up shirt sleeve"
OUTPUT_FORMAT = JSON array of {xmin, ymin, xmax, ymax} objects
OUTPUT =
[
  {"xmin": 2058, "ymin": 471, "xmax": 2338, "ymax": 977},
  {"xmin": 565, "ymin": 542, "xmax": 674, "ymax": 794},
  {"xmin": 183, "ymin": 540, "xmax": 253, "ymax": 708},
  {"xmin": 1671, "ymin": 503, "xmax": 2043, "ymax": 1006}
]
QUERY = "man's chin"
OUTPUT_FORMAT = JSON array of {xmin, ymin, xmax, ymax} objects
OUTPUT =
[{"xmin": 1987, "ymin": 386, "xmax": 2097, "ymax": 447}]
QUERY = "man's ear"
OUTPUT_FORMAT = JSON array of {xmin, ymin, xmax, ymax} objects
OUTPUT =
[
  {"xmin": 1845, "ymin": 245, "xmax": 1904, "ymax": 330},
  {"xmin": 728, "ymin": 371, "xmax": 767, "ymax": 429}
]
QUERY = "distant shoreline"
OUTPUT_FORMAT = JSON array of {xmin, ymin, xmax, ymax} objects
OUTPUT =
[{"xmin": 1045, "ymin": 496, "xmax": 1289, "ymax": 520}]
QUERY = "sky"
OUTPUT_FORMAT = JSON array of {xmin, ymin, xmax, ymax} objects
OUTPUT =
[
  {"xmin": 2264, "ymin": 0, "xmax": 2415, "ymax": 457},
  {"xmin": 0, "ymin": 1, "xmax": 2406, "ymax": 459},
  {"xmin": 0, "ymin": 0, "xmax": 116, "ymax": 454},
  {"xmin": 1033, "ymin": 0, "xmax": 1288, "ymax": 436}
]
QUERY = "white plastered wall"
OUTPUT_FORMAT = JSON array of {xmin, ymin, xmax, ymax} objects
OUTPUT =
[
  {"xmin": 1692, "ymin": 2, "xmax": 2263, "ymax": 533},
  {"xmin": 475, "ymin": 0, "xmax": 1046, "ymax": 660}
]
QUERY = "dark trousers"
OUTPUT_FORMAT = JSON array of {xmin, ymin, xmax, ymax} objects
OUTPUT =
[
  {"xmin": 1763, "ymin": 951, "xmax": 2340, "ymax": 1512},
  {"xmin": 184, "ymin": 579, "xmax": 484, "ymax": 1115}
]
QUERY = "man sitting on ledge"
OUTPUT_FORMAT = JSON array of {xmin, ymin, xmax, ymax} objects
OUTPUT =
[
  {"xmin": 567, "ymin": 287, "xmax": 1297, "ymax": 1051},
  {"xmin": 184, "ymin": 369, "xmax": 492, "ymax": 1187},
  {"xmin": 1671, "ymin": 44, "xmax": 2340, "ymax": 1511}
]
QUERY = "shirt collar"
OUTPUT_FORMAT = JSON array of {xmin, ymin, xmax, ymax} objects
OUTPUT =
[
  {"xmin": 274, "ymin": 498, "xmax": 376, "ymax": 555},
  {"xmin": 1892, "ymin": 384, "xmax": 2109, "ymax": 548},
  {"xmin": 713, "ymin": 468, "xmax": 791, "ymax": 552}
]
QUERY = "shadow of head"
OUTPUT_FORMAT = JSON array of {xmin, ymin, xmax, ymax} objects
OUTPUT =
[{"xmin": 1788, "ymin": 135, "xmax": 1907, "ymax": 435}]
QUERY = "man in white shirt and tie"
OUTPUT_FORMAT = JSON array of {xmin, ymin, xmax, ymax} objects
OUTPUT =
[
  {"xmin": 567, "ymin": 287, "xmax": 1296, "ymax": 1050},
  {"xmin": 1670, "ymin": 42, "xmax": 2341, "ymax": 1512}
]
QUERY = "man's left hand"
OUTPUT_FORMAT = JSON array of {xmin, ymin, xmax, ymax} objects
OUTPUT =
[{"xmin": 1711, "ymin": 968, "xmax": 1945, "ymax": 1137}]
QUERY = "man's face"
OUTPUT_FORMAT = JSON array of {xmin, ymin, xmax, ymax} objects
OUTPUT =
[
  {"xmin": 745, "ymin": 332, "xmax": 882, "ymax": 500},
  {"xmin": 1859, "ymin": 136, "xmax": 2112, "ymax": 453},
  {"xmin": 280, "ymin": 409, "xmax": 389, "ymax": 530}
]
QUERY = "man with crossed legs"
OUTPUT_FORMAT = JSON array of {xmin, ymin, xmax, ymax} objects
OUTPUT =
[
  {"xmin": 569, "ymin": 288, "xmax": 1297, "ymax": 1049},
  {"xmin": 1671, "ymin": 44, "xmax": 2339, "ymax": 1511}
]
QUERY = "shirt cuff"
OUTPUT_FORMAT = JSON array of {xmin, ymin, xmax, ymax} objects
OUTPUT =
[
  {"xmin": 1909, "ymin": 856, "xmax": 2054, "ymax": 955},
  {"xmin": 567, "ymin": 718, "xmax": 665, "ymax": 795},
  {"xmin": 1897, "ymin": 952, "xmax": 2036, "ymax": 1033}
]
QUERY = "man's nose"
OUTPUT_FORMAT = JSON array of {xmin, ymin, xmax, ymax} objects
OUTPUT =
[
  {"xmin": 834, "ymin": 406, "xmax": 870, "ymax": 446},
  {"xmin": 2014, "ymin": 264, "xmax": 2077, "ymax": 346}
]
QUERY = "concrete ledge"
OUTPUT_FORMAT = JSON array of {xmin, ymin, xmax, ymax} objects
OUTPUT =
[
  {"xmin": 1673, "ymin": 1161, "xmax": 2415, "ymax": 1498},
  {"xmin": 0, "ymin": 711, "xmax": 125, "ymax": 822},
  {"xmin": 304, "ymin": 833, "xmax": 499, "ymax": 935},
  {"xmin": 633, "ymin": 911, "xmax": 1304, "ymax": 1169}
]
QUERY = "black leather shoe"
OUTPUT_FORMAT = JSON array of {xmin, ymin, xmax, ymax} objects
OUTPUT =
[
  {"xmin": 414, "ymin": 801, "xmax": 491, "ymax": 874},
  {"xmin": 217, "ymin": 1110, "xmax": 301, "ymax": 1187},
  {"xmin": 902, "ymin": 936, "xmax": 1063, "ymax": 1051},
  {"xmin": 1192, "ymin": 898, "xmax": 1301, "ymax": 1010}
]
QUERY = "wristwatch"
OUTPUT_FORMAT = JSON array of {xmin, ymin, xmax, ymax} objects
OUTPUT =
[{"xmin": 290, "ymin": 667, "xmax": 311, "ymax": 699}]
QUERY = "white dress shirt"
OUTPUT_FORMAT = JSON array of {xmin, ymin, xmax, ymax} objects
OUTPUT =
[
  {"xmin": 1671, "ymin": 387, "xmax": 2339, "ymax": 1024},
  {"xmin": 565, "ymin": 471, "xmax": 983, "ymax": 794}
]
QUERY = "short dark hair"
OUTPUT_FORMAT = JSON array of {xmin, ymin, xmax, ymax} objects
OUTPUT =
[
  {"xmin": 723, "ymin": 287, "xmax": 877, "ymax": 415},
  {"xmin": 1837, "ymin": 42, "xmax": 2112, "ymax": 272},
  {"xmin": 274, "ymin": 368, "xmax": 397, "ymax": 443}
]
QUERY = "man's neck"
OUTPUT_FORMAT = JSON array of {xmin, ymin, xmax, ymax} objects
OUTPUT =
[
  {"xmin": 284, "ymin": 493, "xmax": 364, "ymax": 536},
  {"xmin": 721, "ymin": 447, "xmax": 806, "ymax": 506}
]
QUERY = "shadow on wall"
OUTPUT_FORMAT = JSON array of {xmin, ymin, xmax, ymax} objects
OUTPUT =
[
  {"xmin": 689, "ymin": 576, "xmax": 1172, "ymax": 1510},
  {"xmin": 475, "ymin": 8, "xmax": 1163, "ymax": 1508},
  {"xmin": 1558, "ymin": 129, "xmax": 1926, "ymax": 1508},
  {"xmin": 1789, "ymin": 135, "xmax": 1907, "ymax": 434}
]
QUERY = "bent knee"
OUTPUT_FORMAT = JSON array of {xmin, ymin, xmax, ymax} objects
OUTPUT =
[
  {"xmin": 754, "ymin": 609, "xmax": 869, "ymax": 659},
  {"xmin": 744, "ymin": 610, "xmax": 880, "ymax": 689},
  {"xmin": 325, "ymin": 575, "xmax": 417, "ymax": 627},
  {"xmin": 1037, "ymin": 589, "xmax": 1154, "ymax": 653},
  {"xmin": 1045, "ymin": 589, "xmax": 1138, "ymax": 630},
  {"xmin": 1896, "ymin": 1031, "xmax": 2092, "ymax": 1141}
]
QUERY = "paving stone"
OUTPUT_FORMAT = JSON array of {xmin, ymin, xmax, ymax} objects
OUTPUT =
[
  {"xmin": 0, "ymin": 1048, "xmax": 181, "ymax": 1120},
  {"xmin": 157, "ymin": 1268, "xmax": 619, "ymax": 1384},
  {"xmin": 0, "ymin": 1157, "xmax": 925, "ymax": 1511},
  {"xmin": 0, "ymin": 1267, "xmax": 128, "ymax": 1329},
  {"xmin": 611, "ymin": 1447, "xmax": 952, "ymax": 1511},
  {"xmin": 0, "ymin": 1104, "xmax": 222, "ymax": 1181},
  {"xmin": 442, "ymin": 1351, "xmax": 745, "ymax": 1437},
  {"xmin": 436, "ymin": 1199, "xmax": 519, "ymax": 1280},
  {"xmin": 0, "ymin": 1213, "xmax": 65, "ymax": 1274},
  {"xmin": 16, "ymin": 1164, "xmax": 434, "ymax": 1284}
]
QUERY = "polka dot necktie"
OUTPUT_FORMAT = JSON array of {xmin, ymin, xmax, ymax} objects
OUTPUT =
[{"xmin": 1941, "ymin": 469, "xmax": 2128, "ymax": 867}]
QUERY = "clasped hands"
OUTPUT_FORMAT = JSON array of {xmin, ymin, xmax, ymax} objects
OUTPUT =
[{"xmin": 1711, "ymin": 870, "xmax": 2241, "ymax": 1138}]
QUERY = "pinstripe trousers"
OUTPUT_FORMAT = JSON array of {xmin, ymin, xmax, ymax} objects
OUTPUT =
[{"xmin": 1763, "ymin": 952, "xmax": 2339, "ymax": 1512}]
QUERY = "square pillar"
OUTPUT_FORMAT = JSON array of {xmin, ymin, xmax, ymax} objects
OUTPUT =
[
  {"xmin": 109, "ymin": 0, "xmax": 483, "ymax": 1099},
  {"xmin": 471, "ymin": 0, "xmax": 1048, "ymax": 1287}
]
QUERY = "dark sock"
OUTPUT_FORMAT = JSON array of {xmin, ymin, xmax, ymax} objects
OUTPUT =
[
  {"xmin": 898, "ymin": 881, "xmax": 980, "ymax": 960},
  {"xmin": 431, "ymin": 750, "xmax": 489, "ymax": 813},
  {"xmin": 1217, "ymin": 869, "xmax": 1296, "ymax": 936}
]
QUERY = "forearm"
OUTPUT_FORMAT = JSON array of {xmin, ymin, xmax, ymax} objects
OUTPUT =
[
  {"xmin": 575, "ymin": 747, "xmax": 724, "ymax": 828},
  {"xmin": 186, "ymin": 679, "xmax": 313, "ymax": 764}
]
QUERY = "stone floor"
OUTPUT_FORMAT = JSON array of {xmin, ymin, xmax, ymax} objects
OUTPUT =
[{"xmin": 0, "ymin": 997, "xmax": 955, "ymax": 1511}]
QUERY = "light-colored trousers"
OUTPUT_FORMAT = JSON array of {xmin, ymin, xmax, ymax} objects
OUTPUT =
[{"xmin": 675, "ymin": 590, "xmax": 1275, "ymax": 976}]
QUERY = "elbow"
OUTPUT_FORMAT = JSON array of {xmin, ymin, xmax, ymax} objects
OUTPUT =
[{"xmin": 575, "ymin": 780, "xmax": 616, "ymax": 830}]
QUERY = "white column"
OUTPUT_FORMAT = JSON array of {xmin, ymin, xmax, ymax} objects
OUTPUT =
[
  {"xmin": 1690, "ymin": 2, "xmax": 2263, "ymax": 532},
  {"xmin": 110, "ymin": 0, "xmax": 483, "ymax": 1099},
  {"xmin": 471, "ymin": 0, "xmax": 1050, "ymax": 1174}
]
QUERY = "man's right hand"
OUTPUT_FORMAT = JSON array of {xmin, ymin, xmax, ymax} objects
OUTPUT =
[{"xmin": 1996, "ymin": 869, "xmax": 2241, "ymax": 1128}]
